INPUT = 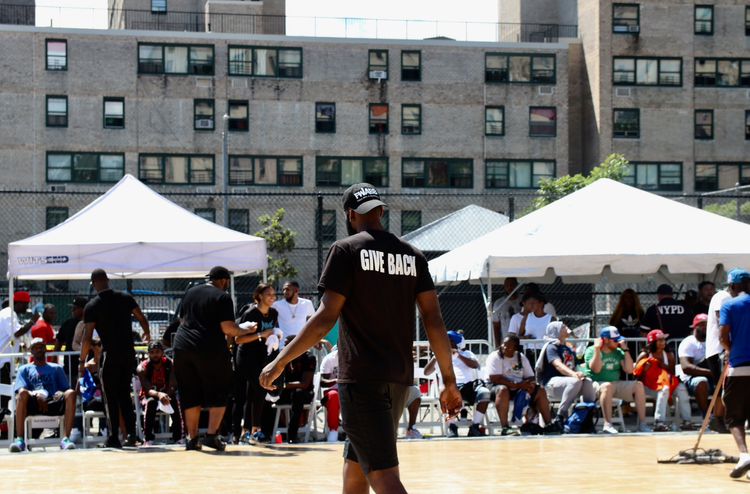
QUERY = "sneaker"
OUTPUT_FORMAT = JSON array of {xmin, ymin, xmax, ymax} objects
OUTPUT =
[
  {"xmin": 99, "ymin": 437, "xmax": 123, "ymax": 449},
  {"xmin": 185, "ymin": 437, "xmax": 202, "ymax": 451},
  {"xmin": 707, "ymin": 415, "xmax": 729, "ymax": 434},
  {"xmin": 239, "ymin": 430, "xmax": 252, "ymax": 444},
  {"xmin": 637, "ymin": 422, "xmax": 651, "ymax": 433},
  {"xmin": 175, "ymin": 438, "xmax": 186, "ymax": 445},
  {"xmin": 265, "ymin": 392, "xmax": 280, "ymax": 403},
  {"xmin": 123, "ymin": 434, "xmax": 141, "ymax": 447},
  {"xmin": 602, "ymin": 423, "xmax": 619, "ymax": 434},
  {"xmin": 201, "ymin": 434, "xmax": 226, "ymax": 451},
  {"xmin": 9, "ymin": 437, "xmax": 25, "ymax": 453},
  {"xmin": 501, "ymin": 425, "xmax": 518, "ymax": 436},
  {"xmin": 446, "ymin": 423, "xmax": 459, "ymax": 438},
  {"xmin": 467, "ymin": 424, "xmax": 486, "ymax": 437},
  {"xmin": 730, "ymin": 457, "xmax": 750, "ymax": 478},
  {"xmin": 69, "ymin": 428, "xmax": 82, "ymax": 444},
  {"xmin": 249, "ymin": 430, "xmax": 269, "ymax": 444},
  {"xmin": 542, "ymin": 424, "xmax": 560, "ymax": 435},
  {"xmin": 405, "ymin": 427, "xmax": 424, "ymax": 440},
  {"xmin": 653, "ymin": 422, "xmax": 670, "ymax": 432},
  {"xmin": 60, "ymin": 437, "xmax": 76, "ymax": 450},
  {"xmin": 143, "ymin": 440, "xmax": 154, "ymax": 446},
  {"xmin": 680, "ymin": 422, "xmax": 695, "ymax": 431},
  {"xmin": 552, "ymin": 416, "xmax": 565, "ymax": 434},
  {"xmin": 327, "ymin": 429, "xmax": 340, "ymax": 442}
]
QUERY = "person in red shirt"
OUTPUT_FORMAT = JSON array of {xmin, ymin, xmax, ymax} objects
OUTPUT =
[{"xmin": 30, "ymin": 304, "xmax": 57, "ymax": 363}]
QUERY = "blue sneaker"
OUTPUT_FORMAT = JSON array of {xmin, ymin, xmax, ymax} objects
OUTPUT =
[
  {"xmin": 9, "ymin": 437, "xmax": 25, "ymax": 453},
  {"xmin": 239, "ymin": 431, "xmax": 252, "ymax": 444},
  {"xmin": 60, "ymin": 437, "xmax": 76, "ymax": 450},
  {"xmin": 249, "ymin": 430, "xmax": 269, "ymax": 444}
]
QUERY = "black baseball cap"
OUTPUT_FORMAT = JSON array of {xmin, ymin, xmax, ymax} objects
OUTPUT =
[
  {"xmin": 148, "ymin": 340, "xmax": 164, "ymax": 350},
  {"xmin": 207, "ymin": 266, "xmax": 231, "ymax": 280},
  {"xmin": 69, "ymin": 296, "xmax": 88, "ymax": 308},
  {"xmin": 342, "ymin": 183, "xmax": 388, "ymax": 215}
]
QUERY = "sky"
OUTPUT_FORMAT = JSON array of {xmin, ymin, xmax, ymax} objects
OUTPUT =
[{"xmin": 34, "ymin": 0, "xmax": 499, "ymax": 32}]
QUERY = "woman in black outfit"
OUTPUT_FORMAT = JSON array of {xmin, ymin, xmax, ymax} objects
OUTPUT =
[{"xmin": 235, "ymin": 283, "xmax": 279, "ymax": 444}]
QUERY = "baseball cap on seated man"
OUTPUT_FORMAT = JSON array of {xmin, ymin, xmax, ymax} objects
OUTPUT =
[
  {"xmin": 726, "ymin": 268, "xmax": 750, "ymax": 283},
  {"xmin": 646, "ymin": 329, "xmax": 669, "ymax": 343},
  {"xmin": 14, "ymin": 291, "xmax": 30, "ymax": 303},
  {"xmin": 691, "ymin": 313, "xmax": 708, "ymax": 328},
  {"xmin": 342, "ymin": 183, "xmax": 388, "ymax": 215},
  {"xmin": 599, "ymin": 326, "xmax": 624, "ymax": 341},
  {"xmin": 446, "ymin": 330, "xmax": 463, "ymax": 346},
  {"xmin": 207, "ymin": 266, "xmax": 231, "ymax": 280},
  {"xmin": 29, "ymin": 337, "xmax": 46, "ymax": 348}
]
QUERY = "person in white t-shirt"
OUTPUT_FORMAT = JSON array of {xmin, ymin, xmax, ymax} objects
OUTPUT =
[
  {"xmin": 320, "ymin": 348, "xmax": 341, "ymax": 442},
  {"xmin": 272, "ymin": 281, "xmax": 316, "ymax": 339},
  {"xmin": 491, "ymin": 278, "xmax": 523, "ymax": 348},
  {"xmin": 706, "ymin": 281, "xmax": 737, "ymax": 433},
  {"xmin": 424, "ymin": 331, "xmax": 490, "ymax": 438},
  {"xmin": 519, "ymin": 293, "xmax": 556, "ymax": 351},
  {"xmin": 678, "ymin": 313, "xmax": 724, "ymax": 422},
  {"xmin": 485, "ymin": 334, "xmax": 554, "ymax": 435},
  {"xmin": 0, "ymin": 291, "xmax": 39, "ymax": 409},
  {"xmin": 507, "ymin": 294, "xmax": 531, "ymax": 337}
]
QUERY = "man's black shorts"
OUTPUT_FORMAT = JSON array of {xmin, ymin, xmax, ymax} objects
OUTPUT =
[
  {"xmin": 339, "ymin": 382, "xmax": 409, "ymax": 475},
  {"xmin": 174, "ymin": 348, "xmax": 231, "ymax": 409},
  {"xmin": 26, "ymin": 392, "xmax": 66, "ymax": 416},
  {"xmin": 723, "ymin": 375, "xmax": 750, "ymax": 429}
]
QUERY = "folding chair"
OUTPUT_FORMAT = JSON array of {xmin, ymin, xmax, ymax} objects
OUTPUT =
[
  {"xmin": 272, "ymin": 373, "xmax": 320, "ymax": 443},
  {"xmin": 411, "ymin": 367, "xmax": 447, "ymax": 436},
  {"xmin": 0, "ymin": 382, "xmax": 15, "ymax": 447},
  {"xmin": 24, "ymin": 414, "xmax": 65, "ymax": 450},
  {"xmin": 132, "ymin": 377, "xmax": 172, "ymax": 442},
  {"xmin": 82, "ymin": 408, "xmax": 107, "ymax": 448}
]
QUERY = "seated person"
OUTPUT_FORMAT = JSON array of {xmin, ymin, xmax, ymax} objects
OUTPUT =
[
  {"xmin": 485, "ymin": 334, "xmax": 555, "ymax": 435},
  {"xmin": 320, "ymin": 346, "xmax": 341, "ymax": 442},
  {"xmin": 403, "ymin": 385, "xmax": 424, "ymax": 439},
  {"xmin": 425, "ymin": 331, "xmax": 490, "ymax": 437},
  {"xmin": 678, "ymin": 314, "xmax": 724, "ymax": 421},
  {"xmin": 636, "ymin": 330, "xmax": 693, "ymax": 432},
  {"xmin": 279, "ymin": 335, "xmax": 316, "ymax": 444},
  {"xmin": 8, "ymin": 338, "xmax": 76, "ymax": 453},
  {"xmin": 506, "ymin": 294, "xmax": 532, "ymax": 337},
  {"xmin": 584, "ymin": 327, "xmax": 649, "ymax": 434},
  {"xmin": 539, "ymin": 322, "xmax": 595, "ymax": 433},
  {"xmin": 136, "ymin": 340, "xmax": 183, "ymax": 445}
]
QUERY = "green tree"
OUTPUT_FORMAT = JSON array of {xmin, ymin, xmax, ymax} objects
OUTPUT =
[
  {"xmin": 526, "ymin": 153, "xmax": 630, "ymax": 212},
  {"xmin": 704, "ymin": 199, "xmax": 750, "ymax": 221},
  {"xmin": 254, "ymin": 208, "xmax": 298, "ymax": 289}
]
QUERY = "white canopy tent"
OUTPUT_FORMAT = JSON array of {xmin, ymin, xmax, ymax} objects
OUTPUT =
[
  {"xmin": 428, "ymin": 179, "xmax": 750, "ymax": 346},
  {"xmin": 6, "ymin": 174, "xmax": 268, "ymax": 325}
]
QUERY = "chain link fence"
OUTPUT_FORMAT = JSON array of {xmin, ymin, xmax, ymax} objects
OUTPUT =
[{"xmin": 1, "ymin": 187, "xmax": 747, "ymax": 346}]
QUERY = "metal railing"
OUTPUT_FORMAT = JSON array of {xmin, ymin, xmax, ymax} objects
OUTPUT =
[{"xmin": 1, "ymin": 3, "xmax": 577, "ymax": 43}]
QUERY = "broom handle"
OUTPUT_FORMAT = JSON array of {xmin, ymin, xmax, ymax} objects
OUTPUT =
[{"xmin": 692, "ymin": 360, "xmax": 730, "ymax": 454}]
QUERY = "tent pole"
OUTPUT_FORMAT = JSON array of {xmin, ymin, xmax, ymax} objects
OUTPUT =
[
  {"xmin": 7, "ymin": 275, "xmax": 15, "ymax": 344},
  {"xmin": 230, "ymin": 274, "xmax": 236, "ymax": 312},
  {"xmin": 487, "ymin": 261, "xmax": 493, "ymax": 350},
  {"xmin": 262, "ymin": 269, "xmax": 267, "ymax": 283}
]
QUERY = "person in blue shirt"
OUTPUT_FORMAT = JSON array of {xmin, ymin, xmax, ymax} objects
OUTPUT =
[
  {"xmin": 8, "ymin": 337, "xmax": 77, "ymax": 453},
  {"xmin": 718, "ymin": 268, "xmax": 750, "ymax": 479}
]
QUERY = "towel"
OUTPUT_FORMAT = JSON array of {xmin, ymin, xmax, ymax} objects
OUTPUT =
[
  {"xmin": 265, "ymin": 329, "xmax": 284, "ymax": 355},
  {"xmin": 512, "ymin": 390, "xmax": 531, "ymax": 422}
]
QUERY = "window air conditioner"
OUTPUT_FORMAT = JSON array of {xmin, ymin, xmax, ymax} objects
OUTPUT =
[
  {"xmin": 196, "ymin": 119, "xmax": 214, "ymax": 129},
  {"xmin": 628, "ymin": 25, "xmax": 640, "ymax": 33},
  {"xmin": 369, "ymin": 70, "xmax": 387, "ymax": 80}
]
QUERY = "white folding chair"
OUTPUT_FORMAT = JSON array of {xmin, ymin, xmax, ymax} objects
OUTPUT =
[
  {"xmin": 0, "ymin": 382, "xmax": 15, "ymax": 447},
  {"xmin": 24, "ymin": 414, "xmax": 65, "ymax": 450},
  {"xmin": 132, "ymin": 377, "xmax": 171, "ymax": 442},
  {"xmin": 412, "ymin": 367, "xmax": 447, "ymax": 436},
  {"xmin": 272, "ymin": 373, "xmax": 320, "ymax": 443},
  {"xmin": 82, "ymin": 408, "xmax": 107, "ymax": 448}
]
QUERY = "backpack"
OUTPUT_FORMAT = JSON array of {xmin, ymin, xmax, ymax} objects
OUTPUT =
[{"xmin": 564, "ymin": 402, "xmax": 599, "ymax": 434}]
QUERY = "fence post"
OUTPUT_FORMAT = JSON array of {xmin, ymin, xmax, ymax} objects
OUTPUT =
[
  {"xmin": 508, "ymin": 196, "xmax": 515, "ymax": 222},
  {"xmin": 697, "ymin": 195, "xmax": 703, "ymax": 209},
  {"xmin": 736, "ymin": 183, "xmax": 741, "ymax": 222},
  {"xmin": 317, "ymin": 193, "xmax": 324, "ymax": 282}
]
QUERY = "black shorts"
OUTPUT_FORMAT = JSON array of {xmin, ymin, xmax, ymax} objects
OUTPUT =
[
  {"xmin": 723, "ymin": 375, "xmax": 750, "ymax": 429},
  {"xmin": 26, "ymin": 393, "xmax": 66, "ymax": 416},
  {"xmin": 459, "ymin": 380, "xmax": 490, "ymax": 406},
  {"xmin": 339, "ymin": 382, "xmax": 409, "ymax": 475},
  {"xmin": 174, "ymin": 348, "xmax": 232, "ymax": 409}
]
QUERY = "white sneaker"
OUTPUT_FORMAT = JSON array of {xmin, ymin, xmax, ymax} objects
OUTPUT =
[
  {"xmin": 144, "ymin": 440, "xmax": 154, "ymax": 446},
  {"xmin": 602, "ymin": 423, "xmax": 619, "ymax": 434},
  {"xmin": 175, "ymin": 438, "xmax": 186, "ymax": 445},
  {"xmin": 637, "ymin": 422, "xmax": 651, "ymax": 433},
  {"xmin": 405, "ymin": 427, "xmax": 424, "ymax": 439},
  {"xmin": 69, "ymin": 428, "xmax": 82, "ymax": 444},
  {"xmin": 327, "ymin": 430, "xmax": 339, "ymax": 442}
]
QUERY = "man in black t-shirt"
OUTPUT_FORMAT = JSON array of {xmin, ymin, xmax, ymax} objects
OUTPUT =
[
  {"xmin": 54, "ymin": 296, "xmax": 87, "ymax": 382},
  {"xmin": 173, "ymin": 265, "xmax": 254, "ymax": 451},
  {"xmin": 641, "ymin": 284, "xmax": 694, "ymax": 340},
  {"xmin": 79, "ymin": 269, "xmax": 149, "ymax": 448},
  {"xmin": 261, "ymin": 183, "xmax": 461, "ymax": 494},
  {"xmin": 278, "ymin": 335, "xmax": 316, "ymax": 443}
]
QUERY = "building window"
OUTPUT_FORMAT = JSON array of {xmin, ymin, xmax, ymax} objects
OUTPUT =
[
  {"xmin": 103, "ymin": 97, "xmax": 124, "ymax": 129},
  {"xmin": 137, "ymin": 43, "xmax": 214, "ymax": 75},
  {"xmin": 228, "ymin": 101, "xmax": 249, "ymax": 132},
  {"xmin": 623, "ymin": 162, "xmax": 682, "ymax": 191},
  {"xmin": 194, "ymin": 99, "xmax": 214, "ymax": 131},
  {"xmin": 402, "ymin": 105, "xmax": 421, "ymax": 135},
  {"xmin": 613, "ymin": 108, "xmax": 639, "ymax": 138},
  {"xmin": 229, "ymin": 209, "xmax": 249, "ymax": 234},
  {"xmin": 529, "ymin": 107, "xmax": 556, "ymax": 137},
  {"xmin": 151, "ymin": 0, "xmax": 166, "ymax": 13},
  {"xmin": 368, "ymin": 50, "xmax": 388, "ymax": 80},
  {"xmin": 695, "ymin": 59, "xmax": 750, "ymax": 87},
  {"xmin": 746, "ymin": 111, "xmax": 750, "ymax": 139},
  {"xmin": 695, "ymin": 6, "xmax": 713, "ymax": 35},
  {"xmin": 47, "ymin": 152, "xmax": 124, "ymax": 183},
  {"xmin": 695, "ymin": 110, "xmax": 713, "ymax": 139},
  {"xmin": 316, "ymin": 103, "xmax": 335, "ymax": 133},
  {"xmin": 194, "ymin": 208, "xmax": 215, "ymax": 223},
  {"xmin": 613, "ymin": 4, "xmax": 639, "ymax": 33},
  {"xmin": 138, "ymin": 155, "xmax": 215, "ymax": 185},
  {"xmin": 696, "ymin": 163, "xmax": 750, "ymax": 191},
  {"xmin": 227, "ymin": 46, "xmax": 302, "ymax": 78},
  {"xmin": 485, "ymin": 160, "xmax": 555, "ymax": 189},
  {"xmin": 46, "ymin": 207, "xmax": 68, "ymax": 229},
  {"xmin": 46, "ymin": 96, "xmax": 68, "ymax": 128},
  {"xmin": 315, "ymin": 157, "xmax": 388, "ymax": 187},
  {"xmin": 402, "ymin": 159, "xmax": 472, "ymax": 188},
  {"xmin": 485, "ymin": 106, "xmax": 505, "ymax": 136},
  {"xmin": 401, "ymin": 51, "xmax": 420, "ymax": 81},
  {"xmin": 316, "ymin": 209, "xmax": 336, "ymax": 242},
  {"xmin": 401, "ymin": 211, "xmax": 422, "ymax": 235},
  {"xmin": 369, "ymin": 104, "xmax": 388, "ymax": 134},
  {"xmin": 485, "ymin": 53, "xmax": 556, "ymax": 84},
  {"xmin": 229, "ymin": 156, "xmax": 303, "ymax": 186},
  {"xmin": 46, "ymin": 39, "xmax": 67, "ymax": 71},
  {"xmin": 613, "ymin": 57, "xmax": 682, "ymax": 86},
  {"xmin": 381, "ymin": 210, "xmax": 390, "ymax": 232}
]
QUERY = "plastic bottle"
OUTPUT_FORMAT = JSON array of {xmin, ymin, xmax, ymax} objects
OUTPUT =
[{"xmin": 275, "ymin": 431, "xmax": 282, "ymax": 444}]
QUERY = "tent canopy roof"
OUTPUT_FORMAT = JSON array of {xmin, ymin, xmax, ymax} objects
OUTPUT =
[
  {"xmin": 8, "ymin": 175, "xmax": 267, "ymax": 280},
  {"xmin": 429, "ymin": 179, "xmax": 747, "ymax": 285},
  {"xmin": 402, "ymin": 204, "xmax": 509, "ymax": 252}
]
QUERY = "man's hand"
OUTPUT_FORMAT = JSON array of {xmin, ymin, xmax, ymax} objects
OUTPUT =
[
  {"xmin": 439, "ymin": 382, "xmax": 462, "ymax": 421},
  {"xmin": 78, "ymin": 361, "xmax": 86, "ymax": 375},
  {"xmin": 31, "ymin": 310, "xmax": 40, "ymax": 323},
  {"xmin": 593, "ymin": 338, "xmax": 603, "ymax": 350},
  {"xmin": 619, "ymin": 340, "xmax": 628, "ymax": 350},
  {"xmin": 574, "ymin": 371, "xmax": 585, "ymax": 381},
  {"xmin": 142, "ymin": 332, "xmax": 151, "ymax": 344},
  {"xmin": 643, "ymin": 361, "xmax": 652, "ymax": 372},
  {"xmin": 36, "ymin": 394, "xmax": 48, "ymax": 413},
  {"xmin": 259, "ymin": 360, "xmax": 284, "ymax": 390},
  {"xmin": 158, "ymin": 392, "xmax": 170, "ymax": 405}
]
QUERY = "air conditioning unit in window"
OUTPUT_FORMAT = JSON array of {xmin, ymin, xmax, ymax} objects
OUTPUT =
[
  {"xmin": 539, "ymin": 86, "xmax": 554, "ymax": 95},
  {"xmin": 615, "ymin": 87, "xmax": 631, "ymax": 97},
  {"xmin": 195, "ymin": 187, "xmax": 214, "ymax": 193},
  {"xmin": 196, "ymin": 119, "xmax": 214, "ymax": 129},
  {"xmin": 231, "ymin": 78, "xmax": 247, "ymax": 89},
  {"xmin": 49, "ymin": 185, "xmax": 66, "ymax": 192},
  {"xmin": 369, "ymin": 70, "xmax": 387, "ymax": 80},
  {"xmin": 196, "ymin": 78, "xmax": 212, "ymax": 88},
  {"xmin": 628, "ymin": 25, "xmax": 640, "ymax": 33}
]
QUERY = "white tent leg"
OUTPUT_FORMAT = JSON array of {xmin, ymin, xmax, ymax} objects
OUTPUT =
[
  {"xmin": 8, "ymin": 276, "xmax": 14, "ymax": 339},
  {"xmin": 230, "ymin": 274, "xmax": 236, "ymax": 312},
  {"xmin": 487, "ymin": 262, "xmax": 492, "ymax": 349},
  {"xmin": 263, "ymin": 269, "xmax": 267, "ymax": 283}
]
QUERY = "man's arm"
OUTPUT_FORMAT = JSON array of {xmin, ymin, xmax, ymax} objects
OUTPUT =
[
  {"xmin": 416, "ymin": 289, "xmax": 462, "ymax": 419},
  {"xmin": 260, "ymin": 290, "xmax": 344, "ymax": 390},
  {"xmin": 77, "ymin": 322, "xmax": 96, "ymax": 374},
  {"xmin": 132, "ymin": 307, "xmax": 150, "ymax": 343},
  {"xmin": 285, "ymin": 368, "xmax": 314, "ymax": 390},
  {"xmin": 455, "ymin": 351, "xmax": 479, "ymax": 369},
  {"xmin": 13, "ymin": 311, "xmax": 39, "ymax": 338},
  {"xmin": 423, "ymin": 356, "xmax": 438, "ymax": 376},
  {"xmin": 320, "ymin": 372, "xmax": 336, "ymax": 388},
  {"xmin": 719, "ymin": 324, "xmax": 732, "ymax": 353},
  {"xmin": 492, "ymin": 321, "xmax": 501, "ymax": 349},
  {"xmin": 679, "ymin": 356, "xmax": 712, "ymax": 377},
  {"xmin": 588, "ymin": 339, "xmax": 603, "ymax": 373},
  {"xmin": 220, "ymin": 320, "xmax": 255, "ymax": 339}
]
